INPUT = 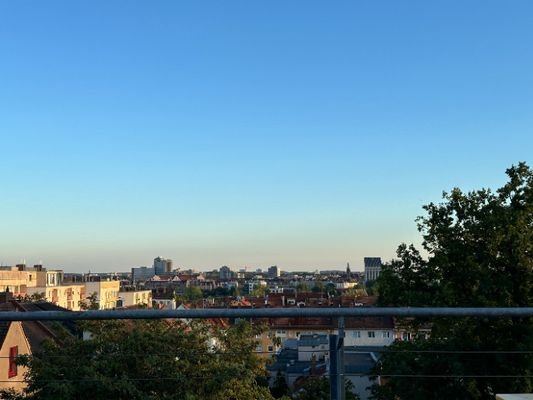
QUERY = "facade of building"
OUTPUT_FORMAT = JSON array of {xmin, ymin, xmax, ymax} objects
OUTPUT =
[
  {"xmin": 219, "ymin": 266, "xmax": 233, "ymax": 281},
  {"xmin": 364, "ymin": 257, "xmax": 382, "ymax": 281},
  {"xmin": 0, "ymin": 321, "xmax": 31, "ymax": 393},
  {"xmin": 85, "ymin": 280, "xmax": 120, "ymax": 310},
  {"xmin": 119, "ymin": 289, "xmax": 152, "ymax": 308},
  {"xmin": 342, "ymin": 317, "xmax": 395, "ymax": 347},
  {"xmin": 0, "ymin": 266, "xmax": 41, "ymax": 296},
  {"xmin": 297, "ymin": 334, "xmax": 329, "ymax": 362},
  {"xmin": 268, "ymin": 265, "xmax": 280, "ymax": 279},
  {"xmin": 152, "ymin": 293, "xmax": 177, "ymax": 309},
  {"xmin": 27, "ymin": 284, "xmax": 85, "ymax": 311},
  {"xmin": 153, "ymin": 257, "xmax": 172, "ymax": 276},
  {"xmin": 131, "ymin": 266, "xmax": 155, "ymax": 282}
]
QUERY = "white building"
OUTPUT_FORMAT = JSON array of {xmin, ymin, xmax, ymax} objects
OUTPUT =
[
  {"xmin": 84, "ymin": 280, "xmax": 120, "ymax": 310},
  {"xmin": 342, "ymin": 317, "xmax": 395, "ymax": 347},
  {"xmin": 119, "ymin": 289, "xmax": 152, "ymax": 308}
]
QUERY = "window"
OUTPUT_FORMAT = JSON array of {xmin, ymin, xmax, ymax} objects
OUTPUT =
[
  {"xmin": 352, "ymin": 331, "xmax": 361, "ymax": 338},
  {"xmin": 382, "ymin": 331, "xmax": 390, "ymax": 338},
  {"xmin": 8, "ymin": 346, "xmax": 18, "ymax": 378},
  {"xmin": 368, "ymin": 331, "xmax": 375, "ymax": 338},
  {"xmin": 268, "ymin": 346, "xmax": 274, "ymax": 352}
]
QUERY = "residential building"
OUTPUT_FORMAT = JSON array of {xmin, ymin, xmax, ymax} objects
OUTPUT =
[
  {"xmin": 118, "ymin": 289, "xmax": 152, "ymax": 308},
  {"xmin": 0, "ymin": 295, "xmax": 77, "ymax": 394},
  {"xmin": 297, "ymin": 334, "xmax": 329, "ymax": 362},
  {"xmin": 0, "ymin": 268, "xmax": 35, "ymax": 296},
  {"xmin": 342, "ymin": 317, "xmax": 395, "ymax": 347},
  {"xmin": 153, "ymin": 291, "xmax": 177, "ymax": 309},
  {"xmin": 0, "ymin": 319, "xmax": 31, "ymax": 393},
  {"xmin": 27, "ymin": 283, "xmax": 85, "ymax": 311},
  {"xmin": 85, "ymin": 280, "xmax": 120, "ymax": 310}
]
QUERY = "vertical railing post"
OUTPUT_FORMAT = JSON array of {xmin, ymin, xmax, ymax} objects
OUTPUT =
[
  {"xmin": 330, "ymin": 316, "xmax": 345, "ymax": 400},
  {"xmin": 338, "ymin": 316, "xmax": 345, "ymax": 400},
  {"xmin": 329, "ymin": 333, "xmax": 339, "ymax": 400}
]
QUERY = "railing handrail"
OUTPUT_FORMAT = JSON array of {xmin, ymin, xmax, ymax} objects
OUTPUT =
[{"xmin": 2, "ymin": 307, "xmax": 533, "ymax": 321}]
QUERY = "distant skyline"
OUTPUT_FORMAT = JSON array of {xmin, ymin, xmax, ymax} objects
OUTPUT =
[{"xmin": 1, "ymin": 1, "xmax": 532, "ymax": 272}]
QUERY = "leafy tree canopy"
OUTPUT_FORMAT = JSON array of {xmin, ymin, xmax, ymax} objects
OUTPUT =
[
  {"xmin": 292, "ymin": 376, "xmax": 359, "ymax": 400},
  {"xmin": 373, "ymin": 162, "xmax": 533, "ymax": 399},
  {"xmin": 6, "ymin": 319, "xmax": 275, "ymax": 400}
]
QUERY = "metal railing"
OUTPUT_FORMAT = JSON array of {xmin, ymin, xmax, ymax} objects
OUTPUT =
[
  {"xmin": 2, "ymin": 306, "xmax": 533, "ymax": 321},
  {"xmin": 3, "ymin": 307, "xmax": 533, "ymax": 400}
]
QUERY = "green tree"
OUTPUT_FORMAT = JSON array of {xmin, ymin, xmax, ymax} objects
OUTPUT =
[
  {"xmin": 28, "ymin": 292, "xmax": 46, "ymax": 302},
  {"xmin": 79, "ymin": 292, "xmax": 99, "ymax": 310},
  {"xmin": 5, "ymin": 319, "xmax": 275, "ymax": 400},
  {"xmin": 325, "ymin": 282, "xmax": 337, "ymax": 296},
  {"xmin": 296, "ymin": 282, "xmax": 310, "ymax": 293},
  {"xmin": 251, "ymin": 285, "xmax": 267, "ymax": 297},
  {"xmin": 270, "ymin": 370, "xmax": 289, "ymax": 398},
  {"xmin": 312, "ymin": 281, "xmax": 324, "ymax": 293},
  {"xmin": 293, "ymin": 376, "xmax": 359, "ymax": 400},
  {"xmin": 373, "ymin": 162, "xmax": 533, "ymax": 400},
  {"xmin": 184, "ymin": 286, "xmax": 203, "ymax": 300}
]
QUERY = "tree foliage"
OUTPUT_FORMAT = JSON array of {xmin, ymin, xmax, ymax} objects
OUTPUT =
[
  {"xmin": 292, "ymin": 376, "xmax": 359, "ymax": 400},
  {"xmin": 5, "ymin": 319, "xmax": 275, "ymax": 400},
  {"xmin": 270, "ymin": 370, "xmax": 289, "ymax": 398},
  {"xmin": 184, "ymin": 286, "xmax": 203, "ymax": 300},
  {"xmin": 373, "ymin": 162, "xmax": 533, "ymax": 399}
]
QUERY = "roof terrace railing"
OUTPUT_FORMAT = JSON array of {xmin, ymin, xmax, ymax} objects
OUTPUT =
[
  {"xmin": 2, "ymin": 306, "xmax": 533, "ymax": 321},
  {"xmin": 3, "ymin": 307, "xmax": 533, "ymax": 400}
]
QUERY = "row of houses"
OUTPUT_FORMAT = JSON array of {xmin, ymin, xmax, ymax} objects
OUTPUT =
[
  {"xmin": 253, "ymin": 315, "xmax": 430, "ymax": 356},
  {"xmin": 0, "ymin": 265, "xmax": 152, "ymax": 310}
]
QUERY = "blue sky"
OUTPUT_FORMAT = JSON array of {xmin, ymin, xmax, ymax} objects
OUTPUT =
[{"xmin": 0, "ymin": 1, "xmax": 532, "ymax": 272}]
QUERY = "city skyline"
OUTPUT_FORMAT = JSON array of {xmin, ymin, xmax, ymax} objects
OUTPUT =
[{"xmin": 1, "ymin": 1, "xmax": 532, "ymax": 272}]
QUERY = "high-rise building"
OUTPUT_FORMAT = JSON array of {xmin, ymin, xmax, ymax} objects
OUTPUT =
[
  {"xmin": 153, "ymin": 257, "xmax": 172, "ymax": 276},
  {"xmin": 268, "ymin": 265, "xmax": 280, "ymax": 279},
  {"xmin": 364, "ymin": 257, "xmax": 382, "ymax": 281},
  {"xmin": 219, "ymin": 266, "xmax": 233, "ymax": 281}
]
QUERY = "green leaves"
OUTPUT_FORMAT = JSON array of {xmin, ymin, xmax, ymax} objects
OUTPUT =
[
  {"xmin": 11, "ymin": 319, "xmax": 274, "ymax": 400},
  {"xmin": 374, "ymin": 162, "xmax": 533, "ymax": 399}
]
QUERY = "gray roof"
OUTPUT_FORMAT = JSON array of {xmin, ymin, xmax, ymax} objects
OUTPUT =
[
  {"xmin": 298, "ymin": 334, "xmax": 329, "ymax": 347},
  {"xmin": 344, "ymin": 352, "xmax": 377, "ymax": 374},
  {"xmin": 364, "ymin": 257, "xmax": 382, "ymax": 268}
]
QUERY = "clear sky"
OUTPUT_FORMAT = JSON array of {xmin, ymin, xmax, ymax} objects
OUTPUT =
[{"xmin": 0, "ymin": 1, "xmax": 532, "ymax": 272}]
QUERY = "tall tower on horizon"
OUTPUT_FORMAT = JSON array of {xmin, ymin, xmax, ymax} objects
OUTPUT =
[
  {"xmin": 364, "ymin": 257, "xmax": 382, "ymax": 282},
  {"xmin": 153, "ymin": 257, "xmax": 172, "ymax": 276}
]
